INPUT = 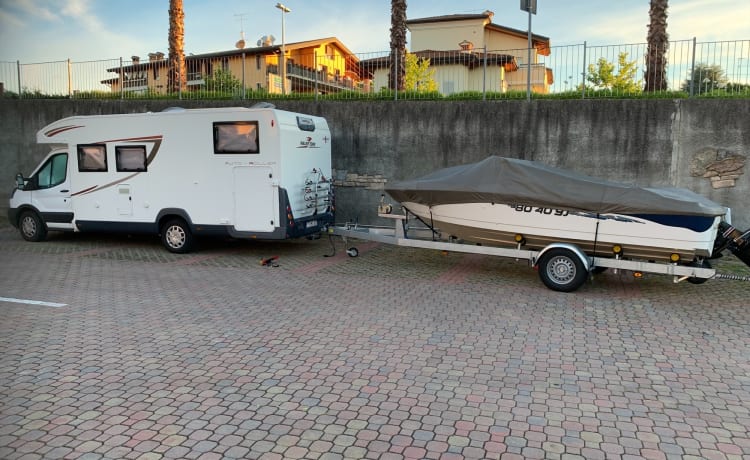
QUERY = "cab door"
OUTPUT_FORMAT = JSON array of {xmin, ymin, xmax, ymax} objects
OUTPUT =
[{"xmin": 29, "ymin": 152, "xmax": 73, "ymax": 230}]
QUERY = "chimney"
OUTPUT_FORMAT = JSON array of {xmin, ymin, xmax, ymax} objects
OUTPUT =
[{"xmin": 132, "ymin": 55, "xmax": 140, "ymax": 64}]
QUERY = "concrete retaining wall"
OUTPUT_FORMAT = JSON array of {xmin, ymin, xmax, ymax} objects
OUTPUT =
[{"xmin": 1, "ymin": 98, "xmax": 748, "ymax": 228}]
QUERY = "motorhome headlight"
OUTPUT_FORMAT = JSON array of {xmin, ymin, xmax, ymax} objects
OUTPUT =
[
  {"xmin": 612, "ymin": 244, "xmax": 622, "ymax": 254},
  {"xmin": 670, "ymin": 253, "xmax": 680, "ymax": 262}
]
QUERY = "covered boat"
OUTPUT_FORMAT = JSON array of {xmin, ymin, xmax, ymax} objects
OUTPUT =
[{"xmin": 385, "ymin": 156, "xmax": 735, "ymax": 263}]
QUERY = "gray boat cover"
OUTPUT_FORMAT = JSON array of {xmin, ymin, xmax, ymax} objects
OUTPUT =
[{"xmin": 385, "ymin": 156, "xmax": 727, "ymax": 217}]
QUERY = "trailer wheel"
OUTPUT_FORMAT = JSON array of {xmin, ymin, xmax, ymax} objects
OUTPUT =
[
  {"xmin": 161, "ymin": 218, "xmax": 193, "ymax": 253},
  {"xmin": 19, "ymin": 210, "xmax": 47, "ymax": 242},
  {"xmin": 538, "ymin": 248, "xmax": 588, "ymax": 292},
  {"xmin": 346, "ymin": 247, "xmax": 359, "ymax": 258},
  {"xmin": 687, "ymin": 259, "xmax": 711, "ymax": 285}
]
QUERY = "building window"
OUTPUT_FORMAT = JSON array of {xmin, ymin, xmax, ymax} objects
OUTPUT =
[
  {"xmin": 77, "ymin": 144, "xmax": 107, "ymax": 172},
  {"xmin": 115, "ymin": 146, "xmax": 148, "ymax": 172},
  {"xmin": 256, "ymin": 55, "xmax": 261, "ymax": 70},
  {"xmin": 213, "ymin": 121, "xmax": 259, "ymax": 154},
  {"xmin": 222, "ymin": 57, "xmax": 230, "ymax": 71}
]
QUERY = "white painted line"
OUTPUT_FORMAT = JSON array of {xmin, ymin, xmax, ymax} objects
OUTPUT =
[{"xmin": 0, "ymin": 297, "xmax": 67, "ymax": 308}]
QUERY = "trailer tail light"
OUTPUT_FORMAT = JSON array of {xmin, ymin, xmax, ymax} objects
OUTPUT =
[{"xmin": 287, "ymin": 205, "xmax": 294, "ymax": 227}]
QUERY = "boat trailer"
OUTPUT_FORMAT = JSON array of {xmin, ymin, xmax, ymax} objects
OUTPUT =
[{"xmin": 328, "ymin": 208, "xmax": 750, "ymax": 293}]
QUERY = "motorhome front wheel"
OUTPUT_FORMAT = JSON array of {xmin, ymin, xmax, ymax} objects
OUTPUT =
[{"xmin": 19, "ymin": 211, "xmax": 48, "ymax": 242}]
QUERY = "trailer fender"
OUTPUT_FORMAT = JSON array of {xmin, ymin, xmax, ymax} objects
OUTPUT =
[{"xmin": 535, "ymin": 243, "xmax": 591, "ymax": 272}]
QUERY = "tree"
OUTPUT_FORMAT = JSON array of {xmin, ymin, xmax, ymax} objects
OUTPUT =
[
  {"xmin": 644, "ymin": 0, "xmax": 669, "ymax": 91},
  {"xmin": 681, "ymin": 63, "xmax": 728, "ymax": 95},
  {"xmin": 389, "ymin": 0, "xmax": 407, "ymax": 91},
  {"xmin": 586, "ymin": 52, "xmax": 642, "ymax": 93},
  {"xmin": 404, "ymin": 54, "xmax": 437, "ymax": 92},
  {"xmin": 203, "ymin": 69, "xmax": 242, "ymax": 92},
  {"xmin": 168, "ymin": 0, "xmax": 186, "ymax": 93}
]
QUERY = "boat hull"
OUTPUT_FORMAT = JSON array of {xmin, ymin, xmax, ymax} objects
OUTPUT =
[{"xmin": 401, "ymin": 201, "xmax": 721, "ymax": 262}]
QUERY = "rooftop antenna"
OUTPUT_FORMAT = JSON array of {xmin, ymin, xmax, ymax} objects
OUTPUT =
[{"xmin": 234, "ymin": 13, "xmax": 247, "ymax": 49}]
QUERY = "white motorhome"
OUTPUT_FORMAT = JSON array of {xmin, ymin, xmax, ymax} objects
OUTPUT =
[{"xmin": 8, "ymin": 106, "xmax": 334, "ymax": 252}]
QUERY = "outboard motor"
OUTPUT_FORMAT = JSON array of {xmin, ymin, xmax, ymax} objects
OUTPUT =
[{"xmin": 714, "ymin": 222, "xmax": 750, "ymax": 267}]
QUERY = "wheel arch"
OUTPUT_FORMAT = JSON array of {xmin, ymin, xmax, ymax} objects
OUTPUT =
[
  {"xmin": 11, "ymin": 205, "xmax": 43, "ymax": 228},
  {"xmin": 155, "ymin": 208, "xmax": 194, "ymax": 232}
]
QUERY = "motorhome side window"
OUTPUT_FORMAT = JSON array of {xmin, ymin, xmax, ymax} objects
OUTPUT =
[
  {"xmin": 115, "ymin": 146, "xmax": 147, "ymax": 172},
  {"xmin": 77, "ymin": 144, "xmax": 107, "ymax": 172},
  {"xmin": 213, "ymin": 121, "xmax": 259, "ymax": 154}
]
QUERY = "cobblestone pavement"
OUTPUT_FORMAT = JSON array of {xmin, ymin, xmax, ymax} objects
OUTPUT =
[{"xmin": 1, "ymin": 226, "xmax": 749, "ymax": 460}]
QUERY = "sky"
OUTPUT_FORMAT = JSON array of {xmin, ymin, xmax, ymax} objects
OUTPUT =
[{"xmin": 1, "ymin": 0, "xmax": 749, "ymax": 63}]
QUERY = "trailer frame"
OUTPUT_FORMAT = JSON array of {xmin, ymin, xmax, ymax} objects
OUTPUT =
[{"xmin": 328, "ymin": 210, "xmax": 737, "ymax": 292}]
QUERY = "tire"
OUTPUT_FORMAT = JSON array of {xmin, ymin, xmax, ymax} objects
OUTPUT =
[
  {"xmin": 538, "ymin": 248, "xmax": 589, "ymax": 292},
  {"xmin": 19, "ymin": 210, "xmax": 47, "ymax": 242},
  {"xmin": 161, "ymin": 218, "xmax": 194, "ymax": 253},
  {"xmin": 687, "ymin": 259, "xmax": 711, "ymax": 285}
]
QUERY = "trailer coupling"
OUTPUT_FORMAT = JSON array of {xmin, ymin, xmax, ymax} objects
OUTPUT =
[{"xmin": 713, "ymin": 222, "xmax": 750, "ymax": 268}]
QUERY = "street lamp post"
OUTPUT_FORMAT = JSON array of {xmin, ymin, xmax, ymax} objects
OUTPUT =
[{"xmin": 275, "ymin": 3, "xmax": 291, "ymax": 95}]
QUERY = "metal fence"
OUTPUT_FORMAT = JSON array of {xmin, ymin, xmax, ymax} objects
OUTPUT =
[{"xmin": 1, "ymin": 38, "xmax": 748, "ymax": 100}]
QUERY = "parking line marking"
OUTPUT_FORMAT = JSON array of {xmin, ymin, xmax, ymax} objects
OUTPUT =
[{"xmin": 0, "ymin": 297, "xmax": 67, "ymax": 308}]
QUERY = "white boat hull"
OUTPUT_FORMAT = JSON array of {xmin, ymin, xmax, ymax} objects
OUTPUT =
[{"xmin": 401, "ymin": 201, "xmax": 722, "ymax": 262}]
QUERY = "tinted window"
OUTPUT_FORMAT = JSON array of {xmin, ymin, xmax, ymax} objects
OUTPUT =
[
  {"xmin": 116, "ymin": 146, "xmax": 147, "ymax": 172},
  {"xmin": 214, "ymin": 121, "xmax": 259, "ymax": 154},
  {"xmin": 35, "ymin": 153, "xmax": 68, "ymax": 189},
  {"xmin": 78, "ymin": 144, "xmax": 107, "ymax": 172}
]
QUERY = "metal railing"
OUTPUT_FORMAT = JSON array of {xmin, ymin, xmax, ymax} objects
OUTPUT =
[{"xmin": 1, "ymin": 38, "xmax": 748, "ymax": 100}]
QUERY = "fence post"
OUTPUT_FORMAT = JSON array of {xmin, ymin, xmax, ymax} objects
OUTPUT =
[
  {"xmin": 689, "ymin": 37, "xmax": 697, "ymax": 97},
  {"xmin": 314, "ymin": 54, "xmax": 318, "ymax": 102},
  {"xmin": 482, "ymin": 47, "xmax": 487, "ymax": 101},
  {"xmin": 177, "ymin": 57, "xmax": 187, "ymax": 101},
  {"xmin": 581, "ymin": 41, "xmax": 587, "ymax": 99},
  {"xmin": 394, "ymin": 49, "xmax": 398, "ymax": 101},
  {"xmin": 241, "ymin": 52, "xmax": 246, "ymax": 99},
  {"xmin": 67, "ymin": 59, "xmax": 72, "ymax": 98},
  {"xmin": 16, "ymin": 60, "xmax": 21, "ymax": 97},
  {"xmin": 119, "ymin": 58, "xmax": 124, "ymax": 100}
]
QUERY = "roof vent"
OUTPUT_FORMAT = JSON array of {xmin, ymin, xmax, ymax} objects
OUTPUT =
[{"xmin": 459, "ymin": 40, "xmax": 474, "ymax": 51}]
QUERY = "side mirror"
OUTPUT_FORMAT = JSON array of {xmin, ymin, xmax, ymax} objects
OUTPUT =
[{"xmin": 15, "ymin": 173, "xmax": 25, "ymax": 189}]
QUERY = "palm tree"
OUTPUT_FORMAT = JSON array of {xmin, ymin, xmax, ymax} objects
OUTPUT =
[
  {"xmin": 389, "ymin": 0, "xmax": 407, "ymax": 91},
  {"xmin": 644, "ymin": 0, "xmax": 668, "ymax": 92},
  {"xmin": 168, "ymin": 0, "xmax": 186, "ymax": 93}
]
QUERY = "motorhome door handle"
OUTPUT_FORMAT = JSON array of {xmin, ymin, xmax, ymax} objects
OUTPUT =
[{"xmin": 60, "ymin": 190, "xmax": 69, "ymax": 193}]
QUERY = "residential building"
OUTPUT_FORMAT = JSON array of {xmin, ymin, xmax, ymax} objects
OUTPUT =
[
  {"xmin": 102, "ymin": 37, "xmax": 361, "ymax": 95},
  {"xmin": 361, "ymin": 10, "xmax": 552, "ymax": 95}
]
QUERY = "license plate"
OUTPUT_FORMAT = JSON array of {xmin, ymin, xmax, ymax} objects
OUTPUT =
[{"xmin": 306, "ymin": 220, "xmax": 318, "ymax": 229}]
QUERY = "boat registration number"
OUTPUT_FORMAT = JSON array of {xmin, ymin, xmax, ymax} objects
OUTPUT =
[{"xmin": 508, "ymin": 205, "xmax": 569, "ymax": 216}]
